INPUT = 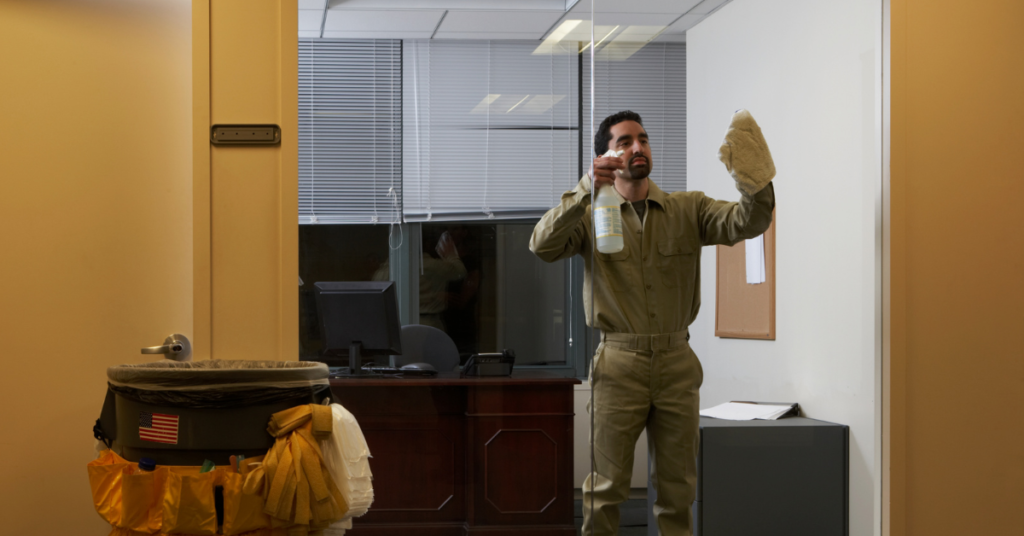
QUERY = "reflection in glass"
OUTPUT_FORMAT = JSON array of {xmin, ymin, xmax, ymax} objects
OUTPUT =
[
  {"xmin": 534, "ymin": 19, "xmax": 669, "ymax": 61},
  {"xmin": 300, "ymin": 223, "xmax": 568, "ymax": 367},
  {"xmin": 417, "ymin": 223, "xmax": 567, "ymax": 367},
  {"xmin": 298, "ymin": 224, "xmax": 390, "ymax": 360},
  {"xmin": 411, "ymin": 226, "xmax": 468, "ymax": 332},
  {"xmin": 402, "ymin": 40, "xmax": 578, "ymax": 222}
]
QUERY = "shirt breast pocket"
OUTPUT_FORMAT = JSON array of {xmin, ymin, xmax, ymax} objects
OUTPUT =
[
  {"xmin": 596, "ymin": 247, "xmax": 632, "ymax": 291},
  {"xmin": 656, "ymin": 237, "xmax": 697, "ymax": 288}
]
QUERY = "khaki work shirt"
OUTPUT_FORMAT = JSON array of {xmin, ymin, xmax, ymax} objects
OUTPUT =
[{"xmin": 530, "ymin": 177, "xmax": 775, "ymax": 335}]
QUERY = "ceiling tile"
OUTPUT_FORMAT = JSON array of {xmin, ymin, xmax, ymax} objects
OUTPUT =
[
  {"xmin": 675, "ymin": 0, "xmax": 705, "ymax": 13},
  {"xmin": 689, "ymin": 0, "xmax": 730, "ymax": 15},
  {"xmin": 323, "ymin": 9, "xmax": 445, "ymax": 32},
  {"xmin": 566, "ymin": 0, "xmax": 701, "ymax": 16},
  {"xmin": 578, "ymin": 12, "xmax": 679, "ymax": 26},
  {"xmin": 439, "ymin": 10, "xmax": 563, "ymax": 34},
  {"xmin": 321, "ymin": 30, "xmax": 434, "ymax": 39},
  {"xmin": 432, "ymin": 32, "xmax": 547, "ymax": 40},
  {"xmin": 329, "ymin": 0, "xmax": 564, "ymax": 10},
  {"xmin": 299, "ymin": 0, "xmax": 325, "ymax": 9},
  {"xmin": 662, "ymin": 13, "xmax": 705, "ymax": 34},
  {"xmin": 299, "ymin": 30, "xmax": 322, "ymax": 38},
  {"xmin": 299, "ymin": 10, "xmax": 324, "ymax": 31},
  {"xmin": 652, "ymin": 33, "xmax": 686, "ymax": 42}
]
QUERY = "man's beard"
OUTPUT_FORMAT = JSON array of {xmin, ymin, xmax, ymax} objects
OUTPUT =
[{"xmin": 624, "ymin": 156, "xmax": 651, "ymax": 181}]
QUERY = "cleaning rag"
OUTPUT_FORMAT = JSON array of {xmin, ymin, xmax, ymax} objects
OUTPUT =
[
  {"xmin": 245, "ymin": 404, "xmax": 348, "ymax": 535},
  {"xmin": 718, "ymin": 109, "xmax": 776, "ymax": 196}
]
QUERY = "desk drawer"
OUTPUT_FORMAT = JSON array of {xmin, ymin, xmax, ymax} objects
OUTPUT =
[
  {"xmin": 467, "ymin": 385, "xmax": 574, "ymax": 416},
  {"xmin": 331, "ymin": 385, "xmax": 465, "ymax": 417}
]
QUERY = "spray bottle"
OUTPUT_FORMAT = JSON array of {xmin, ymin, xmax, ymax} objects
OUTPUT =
[{"xmin": 594, "ymin": 149, "xmax": 625, "ymax": 253}]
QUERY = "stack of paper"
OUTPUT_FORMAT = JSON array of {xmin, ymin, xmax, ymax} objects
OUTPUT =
[{"xmin": 699, "ymin": 402, "xmax": 797, "ymax": 421}]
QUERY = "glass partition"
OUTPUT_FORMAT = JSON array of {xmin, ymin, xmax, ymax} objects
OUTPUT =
[
  {"xmin": 296, "ymin": 1, "xmax": 701, "ymax": 534},
  {"xmin": 294, "ymin": 1, "xmax": 880, "ymax": 535}
]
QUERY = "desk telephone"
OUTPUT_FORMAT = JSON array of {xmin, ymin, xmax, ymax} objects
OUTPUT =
[{"xmin": 462, "ymin": 349, "xmax": 516, "ymax": 377}]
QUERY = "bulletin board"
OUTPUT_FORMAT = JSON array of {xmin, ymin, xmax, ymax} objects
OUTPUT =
[{"xmin": 715, "ymin": 209, "xmax": 776, "ymax": 339}]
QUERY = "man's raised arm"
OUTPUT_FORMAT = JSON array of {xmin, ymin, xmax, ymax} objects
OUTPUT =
[
  {"xmin": 697, "ymin": 182, "xmax": 775, "ymax": 247},
  {"xmin": 700, "ymin": 109, "xmax": 777, "ymax": 246},
  {"xmin": 529, "ymin": 176, "xmax": 593, "ymax": 262}
]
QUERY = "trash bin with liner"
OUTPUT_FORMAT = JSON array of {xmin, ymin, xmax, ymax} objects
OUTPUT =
[{"xmin": 95, "ymin": 360, "xmax": 330, "ymax": 465}]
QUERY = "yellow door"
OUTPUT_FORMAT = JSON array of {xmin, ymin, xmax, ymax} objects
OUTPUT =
[
  {"xmin": 0, "ymin": 1, "xmax": 194, "ymax": 533},
  {"xmin": 889, "ymin": 1, "xmax": 1024, "ymax": 534},
  {"xmin": 0, "ymin": 0, "xmax": 296, "ymax": 533},
  {"xmin": 200, "ymin": 0, "xmax": 299, "ymax": 361}
]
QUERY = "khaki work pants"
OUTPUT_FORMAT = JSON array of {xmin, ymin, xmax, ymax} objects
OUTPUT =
[{"xmin": 582, "ymin": 331, "xmax": 702, "ymax": 536}]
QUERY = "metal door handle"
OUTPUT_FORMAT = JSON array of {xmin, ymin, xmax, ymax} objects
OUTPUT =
[
  {"xmin": 141, "ymin": 333, "xmax": 192, "ymax": 361},
  {"xmin": 141, "ymin": 343, "xmax": 183, "ymax": 354}
]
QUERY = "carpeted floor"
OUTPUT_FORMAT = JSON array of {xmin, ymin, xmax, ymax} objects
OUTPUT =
[{"xmin": 574, "ymin": 498, "xmax": 648, "ymax": 536}]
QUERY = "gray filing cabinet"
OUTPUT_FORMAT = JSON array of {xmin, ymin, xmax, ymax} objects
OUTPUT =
[{"xmin": 648, "ymin": 416, "xmax": 848, "ymax": 536}]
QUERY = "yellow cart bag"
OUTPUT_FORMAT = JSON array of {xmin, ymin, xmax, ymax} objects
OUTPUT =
[
  {"xmin": 221, "ymin": 461, "xmax": 271, "ymax": 535},
  {"xmin": 89, "ymin": 450, "xmax": 272, "ymax": 536},
  {"xmin": 161, "ymin": 468, "xmax": 218, "ymax": 535},
  {"xmin": 88, "ymin": 450, "xmax": 133, "ymax": 527}
]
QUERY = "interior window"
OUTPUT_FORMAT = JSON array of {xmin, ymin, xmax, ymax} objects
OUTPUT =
[
  {"xmin": 298, "ymin": 224, "xmax": 390, "ymax": 360},
  {"xmin": 419, "ymin": 223, "xmax": 568, "ymax": 366}
]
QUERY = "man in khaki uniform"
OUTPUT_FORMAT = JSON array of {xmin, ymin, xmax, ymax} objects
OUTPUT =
[{"xmin": 530, "ymin": 111, "xmax": 774, "ymax": 535}]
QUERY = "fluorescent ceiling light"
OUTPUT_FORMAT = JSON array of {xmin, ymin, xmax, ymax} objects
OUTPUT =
[
  {"xmin": 505, "ymin": 95, "xmax": 531, "ymax": 114},
  {"xmin": 533, "ymin": 19, "xmax": 582, "ymax": 55},
  {"xmin": 470, "ymin": 94, "xmax": 501, "ymax": 114},
  {"xmin": 471, "ymin": 94, "xmax": 566, "ymax": 115},
  {"xmin": 519, "ymin": 94, "xmax": 566, "ymax": 114},
  {"xmin": 561, "ymin": 22, "xmax": 617, "ymax": 43},
  {"xmin": 579, "ymin": 25, "xmax": 619, "ymax": 53},
  {"xmin": 597, "ymin": 26, "xmax": 667, "ymax": 61},
  {"xmin": 610, "ymin": 25, "xmax": 666, "ymax": 42}
]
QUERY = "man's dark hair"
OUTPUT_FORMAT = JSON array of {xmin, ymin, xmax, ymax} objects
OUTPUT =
[{"xmin": 595, "ymin": 111, "xmax": 644, "ymax": 156}]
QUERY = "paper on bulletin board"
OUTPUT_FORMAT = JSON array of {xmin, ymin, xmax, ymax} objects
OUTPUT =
[{"xmin": 745, "ymin": 235, "xmax": 766, "ymax": 284}]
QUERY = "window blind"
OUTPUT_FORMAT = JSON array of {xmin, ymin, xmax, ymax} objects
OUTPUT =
[
  {"xmin": 299, "ymin": 39, "xmax": 402, "ymax": 225},
  {"xmin": 402, "ymin": 40, "xmax": 579, "ymax": 222},
  {"xmin": 583, "ymin": 42, "xmax": 686, "ymax": 192}
]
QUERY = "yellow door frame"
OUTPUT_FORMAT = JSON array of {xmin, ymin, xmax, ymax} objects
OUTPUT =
[{"xmin": 193, "ymin": 0, "xmax": 298, "ymax": 360}]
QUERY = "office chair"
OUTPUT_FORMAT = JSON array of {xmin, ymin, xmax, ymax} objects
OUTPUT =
[{"xmin": 393, "ymin": 324, "xmax": 460, "ymax": 372}]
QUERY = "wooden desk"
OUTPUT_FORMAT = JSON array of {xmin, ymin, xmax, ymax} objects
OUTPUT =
[{"xmin": 330, "ymin": 370, "xmax": 582, "ymax": 536}]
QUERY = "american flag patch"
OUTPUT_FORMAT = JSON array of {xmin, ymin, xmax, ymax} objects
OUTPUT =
[{"xmin": 139, "ymin": 411, "xmax": 179, "ymax": 444}]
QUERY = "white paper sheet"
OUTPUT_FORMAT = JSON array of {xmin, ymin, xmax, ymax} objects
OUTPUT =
[
  {"xmin": 745, "ymin": 235, "xmax": 765, "ymax": 284},
  {"xmin": 760, "ymin": 237, "xmax": 766, "ymax": 281},
  {"xmin": 699, "ymin": 402, "xmax": 794, "ymax": 421}
]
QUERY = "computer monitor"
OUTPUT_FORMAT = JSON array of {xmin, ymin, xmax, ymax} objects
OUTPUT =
[{"xmin": 312, "ymin": 281, "xmax": 402, "ymax": 375}]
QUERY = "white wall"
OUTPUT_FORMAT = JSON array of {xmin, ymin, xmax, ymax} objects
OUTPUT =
[{"xmin": 686, "ymin": 2, "xmax": 881, "ymax": 536}]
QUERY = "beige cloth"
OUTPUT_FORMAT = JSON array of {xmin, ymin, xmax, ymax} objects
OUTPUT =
[{"xmin": 718, "ymin": 109, "xmax": 776, "ymax": 196}]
